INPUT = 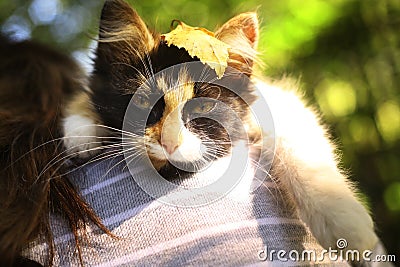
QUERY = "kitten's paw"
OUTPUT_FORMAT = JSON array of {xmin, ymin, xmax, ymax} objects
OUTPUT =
[
  {"xmin": 306, "ymin": 197, "xmax": 378, "ymax": 253},
  {"xmin": 62, "ymin": 115, "xmax": 103, "ymax": 158}
]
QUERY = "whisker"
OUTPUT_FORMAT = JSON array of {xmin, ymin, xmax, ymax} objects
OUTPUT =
[
  {"xmin": 35, "ymin": 141, "xmax": 140, "ymax": 183},
  {"xmin": 101, "ymin": 146, "xmax": 141, "ymax": 177},
  {"xmin": 59, "ymin": 149, "xmax": 127, "ymax": 178}
]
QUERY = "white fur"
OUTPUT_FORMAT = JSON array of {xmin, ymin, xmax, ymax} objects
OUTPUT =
[
  {"xmin": 62, "ymin": 114, "xmax": 104, "ymax": 158},
  {"xmin": 253, "ymin": 79, "xmax": 378, "ymax": 252},
  {"xmin": 149, "ymin": 114, "xmax": 205, "ymax": 163},
  {"xmin": 62, "ymin": 91, "xmax": 106, "ymax": 158},
  {"xmin": 165, "ymin": 127, "xmax": 204, "ymax": 162}
]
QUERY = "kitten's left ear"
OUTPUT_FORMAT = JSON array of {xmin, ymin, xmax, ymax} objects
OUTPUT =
[
  {"xmin": 96, "ymin": 0, "xmax": 154, "ymax": 65},
  {"xmin": 215, "ymin": 13, "xmax": 259, "ymax": 75}
]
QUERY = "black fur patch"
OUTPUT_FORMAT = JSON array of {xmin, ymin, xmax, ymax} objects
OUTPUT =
[{"xmin": 91, "ymin": 40, "xmax": 256, "ymax": 176}]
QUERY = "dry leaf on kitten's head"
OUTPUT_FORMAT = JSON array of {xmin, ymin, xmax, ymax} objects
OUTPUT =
[{"xmin": 161, "ymin": 21, "xmax": 230, "ymax": 79}]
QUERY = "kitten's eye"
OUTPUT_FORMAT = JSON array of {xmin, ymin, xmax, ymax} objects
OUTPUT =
[
  {"xmin": 133, "ymin": 94, "xmax": 151, "ymax": 109},
  {"xmin": 192, "ymin": 101, "xmax": 216, "ymax": 114},
  {"xmin": 186, "ymin": 99, "xmax": 217, "ymax": 115}
]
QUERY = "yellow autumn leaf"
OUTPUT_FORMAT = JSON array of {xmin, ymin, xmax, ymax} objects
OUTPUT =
[{"xmin": 161, "ymin": 21, "xmax": 230, "ymax": 79}]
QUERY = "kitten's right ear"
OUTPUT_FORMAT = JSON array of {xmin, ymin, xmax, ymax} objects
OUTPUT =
[
  {"xmin": 215, "ymin": 13, "xmax": 259, "ymax": 76},
  {"xmin": 96, "ymin": 0, "xmax": 154, "ymax": 65}
]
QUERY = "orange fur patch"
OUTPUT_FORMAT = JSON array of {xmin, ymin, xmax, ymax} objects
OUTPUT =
[{"xmin": 145, "ymin": 70, "xmax": 195, "ymax": 166}]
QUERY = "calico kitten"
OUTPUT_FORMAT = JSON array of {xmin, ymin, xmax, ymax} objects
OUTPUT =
[
  {"xmin": 0, "ymin": 0, "xmax": 379, "ymax": 265},
  {"xmin": 64, "ymin": 0, "xmax": 378, "ymax": 254}
]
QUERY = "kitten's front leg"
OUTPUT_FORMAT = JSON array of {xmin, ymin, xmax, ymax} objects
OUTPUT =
[
  {"xmin": 272, "ymin": 144, "xmax": 378, "ymax": 252},
  {"xmin": 62, "ymin": 92, "xmax": 106, "ymax": 158},
  {"xmin": 262, "ymin": 86, "xmax": 378, "ymax": 252}
]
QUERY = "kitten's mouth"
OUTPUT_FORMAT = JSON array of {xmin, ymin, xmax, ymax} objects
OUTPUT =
[{"xmin": 146, "ymin": 140, "xmax": 213, "ymax": 173}]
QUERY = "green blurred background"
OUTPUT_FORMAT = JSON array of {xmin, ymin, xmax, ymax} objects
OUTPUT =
[{"xmin": 1, "ymin": 0, "xmax": 399, "ymax": 259}]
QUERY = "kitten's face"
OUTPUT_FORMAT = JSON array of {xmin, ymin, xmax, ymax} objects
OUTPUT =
[
  {"xmin": 137, "ymin": 69, "xmax": 224, "ymax": 170},
  {"xmin": 91, "ymin": 0, "xmax": 259, "ymax": 173}
]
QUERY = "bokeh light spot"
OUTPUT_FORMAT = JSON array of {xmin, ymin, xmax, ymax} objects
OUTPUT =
[
  {"xmin": 1, "ymin": 15, "xmax": 31, "ymax": 41},
  {"xmin": 376, "ymin": 101, "xmax": 400, "ymax": 144},
  {"xmin": 28, "ymin": 0, "xmax": 61, "ymax": 25},
  {"xmin": 316, "ymin": 80, "xmax": 357, "ymax": 118}
]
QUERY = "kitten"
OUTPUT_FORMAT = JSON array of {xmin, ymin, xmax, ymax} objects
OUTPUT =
[
  {"xmin": 64, "ymin": 0, "xmax": 378, "ymax": 254},
  {"xmin": 0, "ymin": 0, "xmax": 378, "ymax": 265}
]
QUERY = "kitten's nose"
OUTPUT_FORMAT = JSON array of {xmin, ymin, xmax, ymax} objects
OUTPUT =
[{"xmin": 162, "ymin": 143, "xmax": 178, "ymax": 154}]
